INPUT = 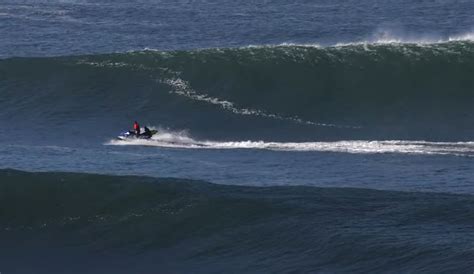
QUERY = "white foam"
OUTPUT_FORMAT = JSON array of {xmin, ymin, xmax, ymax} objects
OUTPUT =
[
  {"xmin": 448, "ymin": 32, "xmax": 474, "ymax": 42},
  {"xmin": 107, "ymin": 129, "xmax": 474, "ymax": 157},
  {"xmin": 334, "ymin": 30, "xmax": 474, "ymax": 47},
  {"xmin": 209, "ymin": 31, "xmax": 474, "ymax": 51},
  {"xmin": 162, "ymin": 77, "xmax": 357, "ymax": 129},
  {"xmin": 76, "ymin": 60, "xmax": 130, "ymax": 68}
]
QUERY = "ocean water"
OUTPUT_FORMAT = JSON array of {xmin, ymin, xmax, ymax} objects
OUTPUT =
[{"xmin": 1, "ymin": 0, "xmax": 474, "ymax": 273}]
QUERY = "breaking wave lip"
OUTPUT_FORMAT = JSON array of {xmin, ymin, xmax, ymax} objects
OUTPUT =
[
  {"xmin": 334, "ymin": 31, "xmax": 474, "ymax": 47},
  {"xmin": 106, "ymin": 129, "xmax": 474, "ymax": 157},
  {"xmin": 140, "ymin": 31, "xmax": 474, "ymax": 53},
  {"xmin": 307, "ymin": 30, "xmax": 474, "ymax": 46}
]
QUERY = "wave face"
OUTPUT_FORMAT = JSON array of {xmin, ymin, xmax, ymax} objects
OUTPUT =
[
  {"xmin": 1, "ymin": 169, "xmax": 474, "ymax": 273},
  {"xmin": 1, "ymin": 42, "xmax": 474, "ymax": 142}
]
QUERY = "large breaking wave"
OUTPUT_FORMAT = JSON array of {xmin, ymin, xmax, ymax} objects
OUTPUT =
[{"xmin": 1, "ymin": 41, "xmax": 474, "ymax": 142}]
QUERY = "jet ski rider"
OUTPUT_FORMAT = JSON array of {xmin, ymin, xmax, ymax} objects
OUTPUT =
[{"xmin": 133, "ymin": 121, "xmax": 140, "ymax": 136}]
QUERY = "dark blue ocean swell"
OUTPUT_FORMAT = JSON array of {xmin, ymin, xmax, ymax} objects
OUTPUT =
[
  {"xmin": 1, "ymin": 42, "xmax": 474, "ymax": 144},
  {"xmin": 1, "ymin": 169, "xmax": 474, "ymax": 273}
]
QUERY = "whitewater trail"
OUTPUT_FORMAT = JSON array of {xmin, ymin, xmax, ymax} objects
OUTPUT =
[{"xmin": 107, "ymin": 129, "xmax": 474, "ymax": 157}]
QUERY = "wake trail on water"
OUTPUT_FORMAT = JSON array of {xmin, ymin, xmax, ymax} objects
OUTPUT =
[{"xmin": 106, "ymin": 129, "xmax": 474, "ymax": 157}]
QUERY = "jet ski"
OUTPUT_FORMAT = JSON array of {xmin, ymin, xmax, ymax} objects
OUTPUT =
[{"xmin": 117, "ymin": 128, "xmax": 158, "ymax": 140}]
